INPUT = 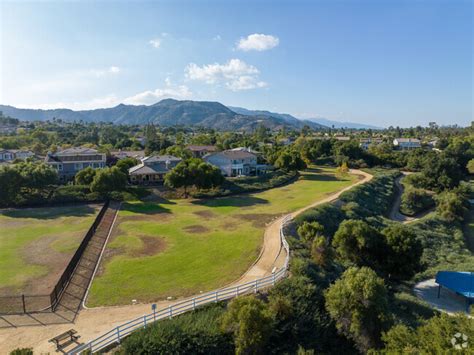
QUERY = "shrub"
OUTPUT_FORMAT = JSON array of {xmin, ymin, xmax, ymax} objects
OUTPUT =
[
  {"xmin": 381, "ymin": 313, "xmax": 474, "ymax": 353},
  {"xmin": 121, "ymin": 304, "xmax": 232, "ymax": 354},
  {"xmin": 192, "ymin": 170, "xmax": 297, "ymax": 198},
  {"xmin": 221, "ymin": 296, "xmax": 273, "ymax": 355},
  {"xmin": 400, "ymin": 186, "xmax": 434, "ymax": 216},
  {"xmin": 9, "ymin": 349, "xmax": 33, "ymax": 355},
  {"xmin": 338, "ymin": 172, "xmax": 398, "ymax": 218},
  {"xmin": 325, "ymin": 267, "xmax": 389, "ymax": 353},
  {"xmin": 295, "ymin": 203, "xmax": 345, "ymax": 237},
  {"xmin": 381, "ymin": 224, "xmax": 423, "ymax": 280},
  {"xmin": 435, "ymin": 190, "xmax": 468, "ymax": 222}
]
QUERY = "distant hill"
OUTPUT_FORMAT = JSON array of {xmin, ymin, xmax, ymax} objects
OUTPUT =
[
  {"xmin": 228, "ymin": 106, "xmax": 381, "ymax": 130},
  {"xmin": 0, "ymin": 99, "xmax": 326, "ymax": 131},
  {"xmin": 228, "ymin": 106, "xmax": 326, "ymax": 129},
  {"xmin": 307, "ymin": 117, "xmax": 382, "ymax": 130}
]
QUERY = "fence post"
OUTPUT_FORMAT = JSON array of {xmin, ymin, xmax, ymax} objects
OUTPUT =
[
  {"xmin": 255, "ymin": 279, "xmax": 258, "ymax": 293},
  {"xmin": 193, "ymin": 298, "xmax": 196, "ymax": 310},
  {"xmin": 116, "ymin": 326, "xmax": 121, "ymax": 343},
  {"xmin": 236, "ymin": 286, "xmax": 239, "ymax": 297},
  {"xmin": 272, "ymin": 272, "xmax": 276, "ymax": 286},
  {"xmin": 21, "ymin": 294, "xmax": 26, "ymax": 314},
  {"xmin": 144, "ymin": 315, "xmax": 147, "ymax": 328},
  {"xmin": 169, "ymin": 305, "xmax": 172, "ymax": 319},
  {"xmin": 215, "ymin": 291, "xmax": 218, "ymax": 303}
]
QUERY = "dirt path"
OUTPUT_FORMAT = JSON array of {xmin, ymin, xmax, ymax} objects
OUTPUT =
[
  {"xmin": 388, "ymin": 172, "xmax": 415, "ymax": 223},
  {"xmin": 388, "ymin": 172, "xmax": 434, "ymax": 224},
  {"xmin": 0, "ymin": 169, "xmax": 372, "ymax": 354}
]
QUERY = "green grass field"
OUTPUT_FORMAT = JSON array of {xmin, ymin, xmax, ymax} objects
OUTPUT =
[
  {"xmin": 0, "ymin": 205, "xmax": 99, "ymax": 295},
  {"xmin": 88, "ymin": 167, "xmax": 358, "ymax": 306}
]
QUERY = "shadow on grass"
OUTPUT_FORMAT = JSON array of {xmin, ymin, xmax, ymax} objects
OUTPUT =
[
  {"xmin": 1, "ymin": 205, "xmax": 97, "ymax": 219},
  {"xmin": 192, "ymin": 195, "xmax": 269, "ymax": 208},
  {"xmin": 121, "ymin": 201, "xmax": 172, "ymax": 215},
  {"xmin": 300, "ymin": 171, "xmax": 341, "ymax": 182},
  {"xmin": 390, "ymin": 283, "xmax": 436, "ymax": 327}
]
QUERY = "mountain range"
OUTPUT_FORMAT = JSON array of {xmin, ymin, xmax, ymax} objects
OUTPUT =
[
  {"xmin": 228, "ymin": 106, "xmax": 381, "ymax": 130},
  {"xmin": 0, "ymin": 99, "xmax": 379, "ymax": 131}
]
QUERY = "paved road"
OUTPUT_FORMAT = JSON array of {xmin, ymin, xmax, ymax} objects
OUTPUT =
[{"xmin": 0, "ymin": 169, "xmax": 373, "ymax": 354}]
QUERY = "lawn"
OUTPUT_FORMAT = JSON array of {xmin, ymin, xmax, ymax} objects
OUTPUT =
[
  {"xmin": 87, "ymin": 167, "xmax": 359, "ymax": 306},
  {"xmin": 0, "ymin": 205, "xmax": 99, "ymax": 295}
]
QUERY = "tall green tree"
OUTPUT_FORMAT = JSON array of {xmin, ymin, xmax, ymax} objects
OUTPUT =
[
  {"xmin": 0, "ymin": 166, "xmax": 22, "ymax": 206},
  {"xmin": 331, "ymin": 219, "xmax": 385, "ymax": 269},
  {"xmin": 164, "ymin": 158, "xmax": 223, "ymax": 196},
  {"xmin": 325, "ymin": 267, "xmax": 389, "ymax": 353},
  {"xmin": 274, "ymin": 150, "xmax": 307, "ymax": 171},
  {"xmin": 90, "ymin": 167, "xmax": 128, "ymax": 195},
  {"xmin": 381, "ymin": 313, "xmax": 474, "ymax": 353},
  {"xmin": 221, "ymin": 296, "xmax": 273, "ymax": 355},
  {"xmin": 115, "ymin": 157, "xmax": 139, "ymax": 175},
  {"xmin": 75, "ymin": 167, "xmax": 97, "ymax": 186},
  {"xmin": 381, "ymin": 224, "xmax": 423, "ymax": 280}
]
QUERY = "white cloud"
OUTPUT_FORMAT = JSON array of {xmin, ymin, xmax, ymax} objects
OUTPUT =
[
  {"xmin": 108, "ymin": 66, "xmax": 121, "ymax": 74},
  {"xmin": 185, "ymin": 58, "xmax": 267, "ymax": 91},
  {"xmin": 31, "ymin": 94, "xmax": 121, "ymax": 110},
  {"xmin": 149, "ymin": 38, "xmax": 161, "ymax": 48},
  {"xmin": 213, "ymin": 35, "xmax": 221, "ymax": 41},
  {"xmin": 123, "ymin": 79, "xmax": 192, "ymax": 105},
  {"xmin": 91, "ymin": 66, "xmax": 121, "ymax": 77},
  {"xmin": 237, "ymin": 33, "xmax": 279, "ymax": 51}
]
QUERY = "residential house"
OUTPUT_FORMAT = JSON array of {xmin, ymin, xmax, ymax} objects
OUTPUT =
[
  {"xmin": 204, "ymin": 150, "xmax": 260, "ymax": 177},
  {"xmin": 0, "ymin": 149, "xmax": 35, "ymax": 162},
  {"xmin": 359, "ymin": 138, "xmax": 383, "ymax": 150},
  {"xmin": 129, "ymin": 155, "xmax": 181, "ymax": 185},
  {"xmin": 111, "ymin": 150, "xmax": 146, "ymax": 161},
  {"xmin": 334, "ymin": 136, "xmax": 351, "ymax": 142},
  {"xmin": 186, "ymin": 145, "xmax": 218, "ymax": 158},
  {"xmin": 45, "ymin": 147, "xmax": 106, "ymax": 181},
  {"xmin": 393, "ymin": 138, "xmax": 421, "ymax": 150},
  {"xmin": 0, "ymin": 149, "xmax": 14, "ymax": 162}
]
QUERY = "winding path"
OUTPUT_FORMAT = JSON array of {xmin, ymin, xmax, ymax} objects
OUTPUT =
[
  {"xmin": 388, "ymin": 172, "xmax": 434, "ymax": 224},
  {"xmin": 0, "ymin": 169, "xmax": 372, "ymax": 354}
]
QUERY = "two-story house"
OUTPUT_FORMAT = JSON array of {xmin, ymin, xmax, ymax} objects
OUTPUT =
[
  {"xmin": 129, "ymin": 155, "xmax": 181, "ymax": 185},
  {"xmin": 204, "ymin": 150, "xmax": 258, "ymax": 177},
  {"xmin": 45, "ymin": 147, "xmax": 106, "ymax": 181},
  {"xmin": 359, "ymin": 138, "xmax": 383, "ymax": 150},
  {"xmin": 393, "ymin": 138, "xmax": 421, "ymax": 150},
  {"xmin": 0, "ymin": 149, "xmax": 35, "ymax": 162}
]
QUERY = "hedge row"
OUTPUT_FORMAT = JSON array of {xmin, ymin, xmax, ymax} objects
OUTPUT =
[{"xmin": 192, "ymin": 170, "xmax": 297, "ymax": 198}]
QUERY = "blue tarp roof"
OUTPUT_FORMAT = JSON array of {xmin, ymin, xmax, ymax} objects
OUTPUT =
[{"xmin": 435, "ymin": 271, "xmax": 474, "ymax": 299}]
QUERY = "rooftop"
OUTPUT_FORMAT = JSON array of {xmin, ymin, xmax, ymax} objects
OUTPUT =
[
  {"xmin": 186, "ymin": 145, "xmax": 217, "ymax": 152},
  {"xmin": 395, "ymin": 138, "xmax": 421, "ymax": 143},
  {"xmin": 55, "ymin": 147, "xmax": 100, "ymax": 155},
  {"xmin": 142, "ymin": 155, "xmax": 182, "ymax": 164},
  {"xmin": 210, "ymin": 150, "xmax": 257, "ymax": 159}
]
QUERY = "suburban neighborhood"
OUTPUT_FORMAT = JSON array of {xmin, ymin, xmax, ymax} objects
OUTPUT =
[{"xmin": 0, "ymin": 1, "xmax": 472, "ymax": 354}]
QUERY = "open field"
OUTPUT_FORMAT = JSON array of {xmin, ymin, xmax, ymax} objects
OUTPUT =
[
  {"xmin": 0, "ymin": 205, "xmax": 100, "ymax": 295},
  {"xmin": 87, "ymin": 167, "xmax": 359, "ymax": 306}
]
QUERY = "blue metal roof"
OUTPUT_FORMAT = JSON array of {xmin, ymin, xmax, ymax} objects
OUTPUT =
[{"xmin": 435, "ymin": 271, "xmax": 474, "ymax": 299}]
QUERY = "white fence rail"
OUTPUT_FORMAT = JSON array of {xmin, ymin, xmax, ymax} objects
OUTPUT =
[{"xmin": 69, "ymin": 214, "xmax": 292, "ymax": 354}]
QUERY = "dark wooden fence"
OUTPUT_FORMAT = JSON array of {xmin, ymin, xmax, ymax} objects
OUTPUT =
[{"xmin": 0, "ymin": 201, "xmax": 109, "ymax": 315}]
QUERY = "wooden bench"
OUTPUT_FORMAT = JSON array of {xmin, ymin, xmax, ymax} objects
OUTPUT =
[{"xmin": 49, "ymin": 329, "xmax": 79, "ymax": 351}]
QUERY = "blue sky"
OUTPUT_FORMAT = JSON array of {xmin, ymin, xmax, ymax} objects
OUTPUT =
[{"xmin": 0, "ymin": 0, "xmax": 472, "ymax": 127}]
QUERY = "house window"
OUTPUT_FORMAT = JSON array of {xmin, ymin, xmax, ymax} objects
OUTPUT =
[
  {"xmin": 93, "ymin": 163, "xmax": 99, "ymax": 168},
  {"xmin": 57, "ymin": 164, "xmax": 63, "ymax": 171},
  {"xmin": 75, "ymin": 163, "xmax": 83, "ymax": 170}
]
